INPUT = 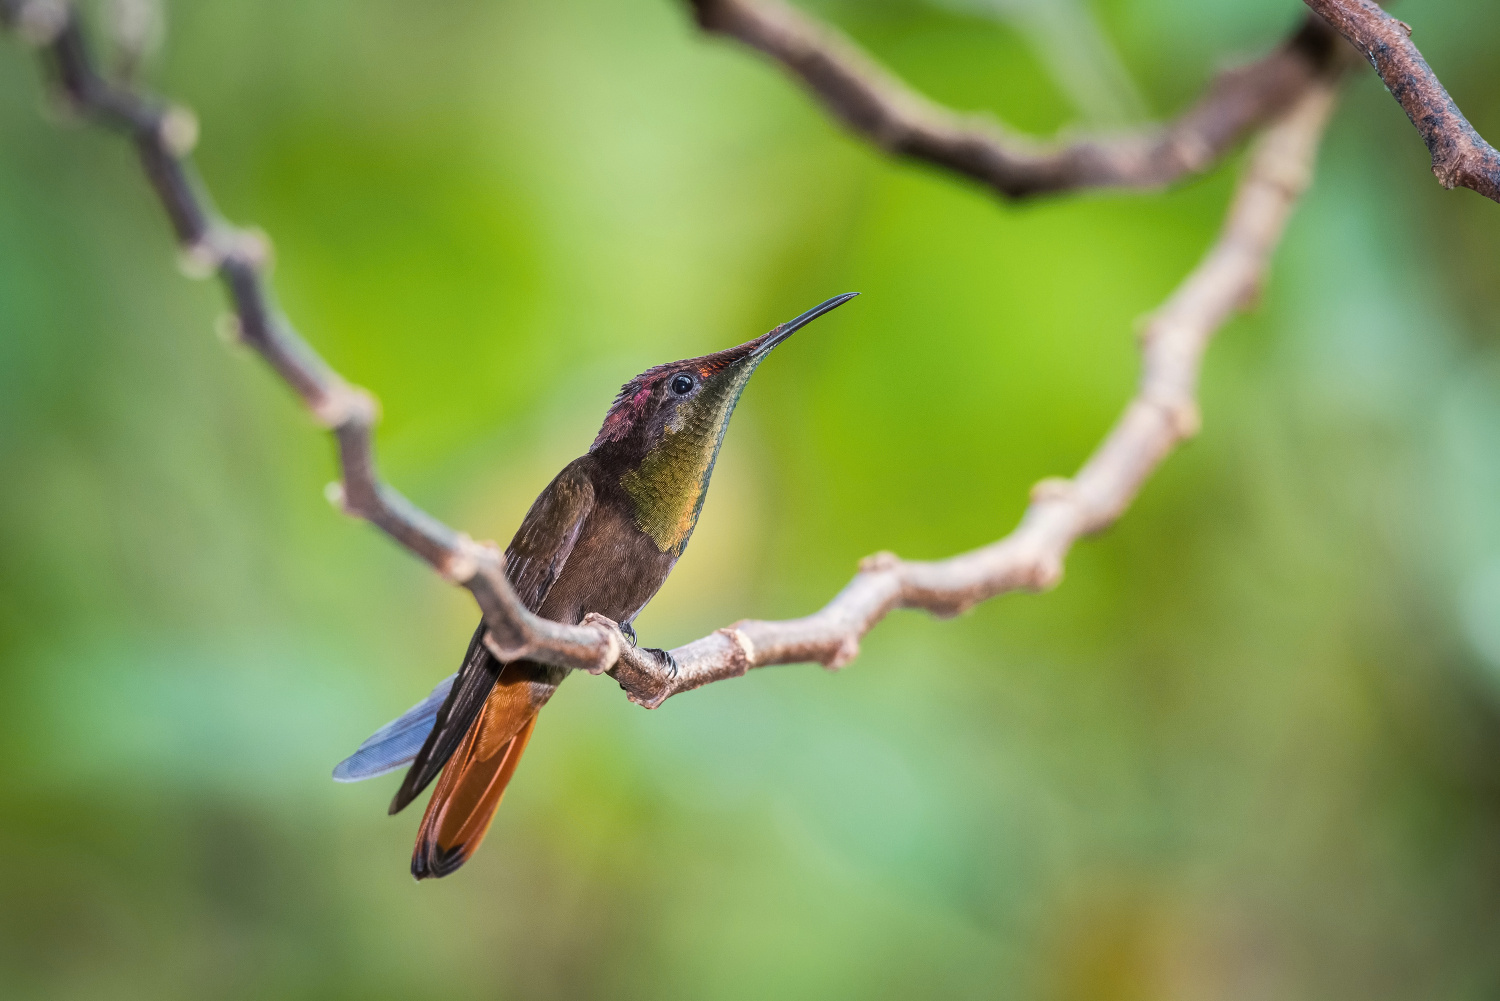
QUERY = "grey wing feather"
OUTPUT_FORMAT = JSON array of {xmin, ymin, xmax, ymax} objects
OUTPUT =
[{"xmin": 332, "ymin": 674, "xmax": 456, "ymax": 782}]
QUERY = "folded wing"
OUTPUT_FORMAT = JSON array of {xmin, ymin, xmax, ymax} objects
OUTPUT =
[
  {"xmin": 385, "ymin": 459, "xmax": 596, "ymax": 823},
  {"xmin": 332, "ymin": 673, "xmax": 456, "ymax": 783}
]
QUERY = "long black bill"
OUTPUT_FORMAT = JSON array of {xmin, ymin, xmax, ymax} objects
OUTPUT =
[{"xmin": 753, "ymin": 292, "xmax": 859, "ymax": 357}]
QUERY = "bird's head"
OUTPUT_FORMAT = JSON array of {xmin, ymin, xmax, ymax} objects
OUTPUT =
[{"xmin": 590, "ymin": 292, "xmax": 856, "ymax": 555}]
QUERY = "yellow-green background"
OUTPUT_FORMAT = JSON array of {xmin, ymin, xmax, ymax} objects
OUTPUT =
[{"xmin": 3, "ymin": 0, "xmax": 1500, "ymax": 997}]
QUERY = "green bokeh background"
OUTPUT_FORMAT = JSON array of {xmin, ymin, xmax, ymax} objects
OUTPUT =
[{"xmin": 3, "ymin": 0, "xmax": 1500, "ymax": 997}]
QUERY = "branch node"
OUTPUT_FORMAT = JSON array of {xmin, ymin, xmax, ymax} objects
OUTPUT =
[
  {"xmin": 226, "ymin": 226, "xmax": 273, "ymax": 273},
  {"xmin": 14, "ymin": 0, "xmax": 67, "ymax": 45},
  {"xmin": 1176, "ymin": 400, "xmax": 1203, "ymax": 440},
  {"xmin": 158, "ymin": 105, "xmax": 199, "ymax": 156},
  {"xmin": 1029, "ymin": 476, "xmax": 1076, "ymax": 505},
  {"xmin": 322, "ymin": 480, "xmax": 351, "ymax": 515},
  {"xmin": 176, "ymin": 236, "xmax": 223, "ymax": 279},
  {"xmin": 1153, "ymin": 395, "xmax": 1203, "ymax": 440},
  {"xmin": 214, "ymin": 312, "xmax": 243, "ymax": 346},
  {"xmin": 440, "ymin": 533, "xmax": 488, "ymax": 585},
  {"xmin": 858, "ymin": 550, "xmax": 902, "ymax": 574},
  {"xmin": 823, "ymin": 634, "xmax": 860, "ymax": 671},
  {"xmin": 483, "ymin": 629, "xmax": 534, "ymax": 664},
  {"xmin": 310, "ymin": 382, "xmax": 378, "ymax": 430},
  {"xmin": 1027, "ymin": 552, "xmax": 1066, "ymax": 592},
  {"xmin": 1146, "ymin": 396, "xmax": 1206, "ymax": 441},
  {"xmin": 717, "ymin": 626, "xmax": 756, "ymax": 672},
  {"xmin": 580, "ymin": 613, "xmax": 624, "ymax": 675},
  {"xmin": 1169, "ymin": 132, "xmax": 1215, "ymax": 173}
]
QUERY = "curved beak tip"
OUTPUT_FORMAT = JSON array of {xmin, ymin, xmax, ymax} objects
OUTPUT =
[{"xmin": 756, "ymin": 292, "xmax": 860, "ymax": 356}]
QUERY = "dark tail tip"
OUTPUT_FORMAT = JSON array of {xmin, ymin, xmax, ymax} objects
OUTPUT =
[{"xmin": 411, "ymin": 844, "xmax": 470, "ymax": 881}]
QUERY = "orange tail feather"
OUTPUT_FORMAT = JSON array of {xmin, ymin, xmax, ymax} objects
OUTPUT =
[{"xmin": 410, "ymin": 679, "xmax": 542, "ymax": 880}]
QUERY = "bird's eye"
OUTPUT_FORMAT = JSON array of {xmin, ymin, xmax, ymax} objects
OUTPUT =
[{"xmin": 670, "ymin": 374, "xmax": 695, "ymax": 396}]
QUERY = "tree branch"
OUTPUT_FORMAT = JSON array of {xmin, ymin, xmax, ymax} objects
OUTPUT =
[
  {"xmin": 609, "ymin": 81, "xmax": 1342, "ymax": 707},
  {"xmin": 684, "ymin": 0, "xmax": 1343, "ymax": 199},
  {"xmin": 0, "ymin": 0, "xmax": 620, "ymax": 676},
  {"xmin": 1300, "ymin": 0, "xmax": 1500, "ymax": 202},
  {"xmin": 3, "ymin": 1, "xmax": 1337, "ymax": 710}
]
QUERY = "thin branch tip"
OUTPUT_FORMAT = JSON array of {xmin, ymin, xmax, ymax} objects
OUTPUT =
[{"xmin": 1301, "ymin": 0, "xmax": 1500, "ymax": 202}]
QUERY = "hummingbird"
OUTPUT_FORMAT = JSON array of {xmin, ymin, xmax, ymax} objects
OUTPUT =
[{"xmin": 333, "ymin": 292, "xmax": 857, "ymax": 879}]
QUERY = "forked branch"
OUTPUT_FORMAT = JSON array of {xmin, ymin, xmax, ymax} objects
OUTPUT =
[
  {"xmin": 1301, "ymin": 0, "xmax": 1500, "ymax": 202},
  {"xmin": 684, "ymin": 0, "xmax": 1342, "ymax": 199},
  {"xmin": 3, "ymin": 1, "xmax": 1337, "ymax": 708}
]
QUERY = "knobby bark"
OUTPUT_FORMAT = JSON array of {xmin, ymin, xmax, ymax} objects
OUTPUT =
[
  {"xmin": 0, "ymin": 0, "xmax": 613, "ymax": 672},
  {"xmin": 684, "ymin": 0, "xmax": 1341, "ymax": 199},
  {"xmin": 2, "ymin": 0, "xmax": 1339, "ymax": 707},
  {"xmin": 611, "ymin": 82, "xmax": 1341, "ymax": 706},
  {"xmin": 1301, "ymin": 0, "xmax": 1500, "ymax": 202}
]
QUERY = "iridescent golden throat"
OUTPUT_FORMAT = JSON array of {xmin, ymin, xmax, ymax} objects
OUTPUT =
[{"xmin": 620, "ymin": 362, "xmax": 762, "ymax": 555}]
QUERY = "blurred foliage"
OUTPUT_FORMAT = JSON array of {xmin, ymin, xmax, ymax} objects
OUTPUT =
[{"xmin": 2, "ymin": 0, "xmax": 1500, "ymax": 998}]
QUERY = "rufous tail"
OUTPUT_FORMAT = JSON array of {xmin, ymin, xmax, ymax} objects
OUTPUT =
[{"xmin": 410, "ymin": 678, "xmax": 542, "ymax": 880}]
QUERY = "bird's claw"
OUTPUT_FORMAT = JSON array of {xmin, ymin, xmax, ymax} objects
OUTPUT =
[
  {"xmin": 643, "ymin": 647, "xmax": 678, "ymax": 681},
  {"xmin": 582, "ymin": 612, "xmax": 633, "ymax": 674}
]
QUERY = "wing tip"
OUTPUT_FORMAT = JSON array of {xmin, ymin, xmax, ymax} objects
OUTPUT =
[
  {"xmin": 333, "ymin": 755, "xmax": 404, "ymax": 784},
  {"xmin": 331, "ymin": 673, "xmax": 457, "ymax": 786}
]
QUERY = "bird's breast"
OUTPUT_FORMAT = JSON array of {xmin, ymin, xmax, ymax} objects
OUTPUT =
[{"xmin": 536, "ymin": 497, "xmax": 678, "ymax": 627}]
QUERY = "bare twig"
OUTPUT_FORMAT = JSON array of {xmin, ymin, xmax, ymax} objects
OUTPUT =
[
  {"xmin": 1301, "ymin": 0, "xmax": 1500, "ymax": 202},
  {"xmin": 3, "ymin": 2, "xmax": 1337, "ymax": 709},
  {"xmin": 610, "ymin": 82, "xmax": 1342, "ymax": 707},
  {"xmin": 684, "ymin": 0, "xmax": 1342, "ymax": 199},
  {"xmin": 0, "ymin": 0, "xmax": 617, "ymax": 675}
]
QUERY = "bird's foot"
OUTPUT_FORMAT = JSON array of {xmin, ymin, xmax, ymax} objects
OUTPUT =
[
  {"xmin": 581, "ymin": 612, "xmax": 633, "ymax": 674},
  {"xmin": 641, "ymin": 647, "xmax": 678, "ymax": 681},
  {"xmin": 582, "ymin": 613, "xmax": 677, "ymax": 705},
  {"xmin": 614, "ymin": 646, "xmax": 679, "ymax": 709}
]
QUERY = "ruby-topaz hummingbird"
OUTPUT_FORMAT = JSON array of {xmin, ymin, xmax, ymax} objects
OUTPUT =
[{"xmin": 334, "ymin": 293, "xmax": 857, "ymax": 879}]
